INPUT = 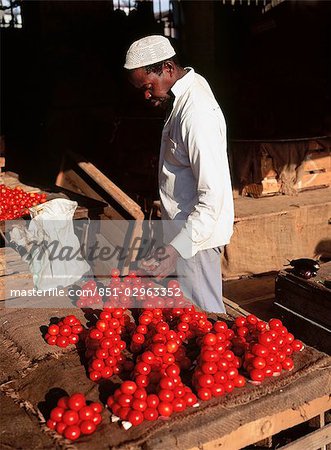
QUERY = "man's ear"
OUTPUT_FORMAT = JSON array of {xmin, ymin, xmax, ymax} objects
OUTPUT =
[{"xmin": 164, "ymin": 61, "xmax": 175, "ymax": 75}]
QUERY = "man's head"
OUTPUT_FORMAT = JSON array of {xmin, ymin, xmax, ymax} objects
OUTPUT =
[{"xmin": 124, "ymin": 35, "xmax": 182, "ymax": 108}]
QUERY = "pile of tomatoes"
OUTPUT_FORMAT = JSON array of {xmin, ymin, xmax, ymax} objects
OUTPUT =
[
  {"xmin": 85, "ymin": 308, "xmax": 131, "ymax": 382},
  {"xmin": 45, "ymin": 315, "xmax": 84, "ymax": 348},
  {"xmin": 46, "ymin": 393, "xmax": 103, "ymax": 441},
  {"xmin": 231, "ymin": 316, "xmax": 304, "ymax": 382},
  {"xmin": 0, "ymin": 184, "xmax": 47, "ymax": 220},
  {"xmin": 44, "ymin": 272, "xmax": 304, "ymax": 437}
]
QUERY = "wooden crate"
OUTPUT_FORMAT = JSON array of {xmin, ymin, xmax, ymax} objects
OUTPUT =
[
  {"xmin": 56, "ymin": 150, "xmax": 145, "ymax": 276},
  {"xmin": 274, "ymin": 262, "xmax": 331, "ymax": 354},
  {"xmin": 0, "ymin": 171, "xmax": 108, "ymax": 236},
  {"xmin": 298, "ymin": 148, "xmax": 331, "ymax": 191},
  {"xmin": 236, "ymin": 138, "xmax": 331, "ymax": 198}
]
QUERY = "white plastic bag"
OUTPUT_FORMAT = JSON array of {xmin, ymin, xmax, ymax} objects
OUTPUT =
[{"xmin": 10, "ymin": 198, "xmax": 90, "ymax": 290}]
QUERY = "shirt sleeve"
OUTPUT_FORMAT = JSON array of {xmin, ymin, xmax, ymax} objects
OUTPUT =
[{"xmin": 170, "ymin": 104, "xmax": 228, "ymax": 259}]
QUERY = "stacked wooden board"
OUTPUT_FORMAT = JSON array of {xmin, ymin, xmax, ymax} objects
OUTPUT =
[{"xmin": 230, "ymin": 136, "xmax": 331, "ymax": 198}]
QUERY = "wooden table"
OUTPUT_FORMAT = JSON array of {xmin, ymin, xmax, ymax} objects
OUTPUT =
[{"xmin": 0, "ymin": 247, "xmax": 330, "ymax": 450}]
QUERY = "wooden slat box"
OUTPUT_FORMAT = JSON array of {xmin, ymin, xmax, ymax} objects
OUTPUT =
[
  {"xmin": 274, "ymin": 262, "xmax": 331, "ymax": 353},
  {"xmin": 0, "ymin": 171, "xmax": 107, "ymax": 235},
  {"xmin": 231, "ymin": 137, "xmax": 331, "ymax": 198}
]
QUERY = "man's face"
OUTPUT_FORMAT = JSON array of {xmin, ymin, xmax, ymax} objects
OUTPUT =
[{"xmin": 128, "ymin": 67, "xmax": 172, "ymax": 108}]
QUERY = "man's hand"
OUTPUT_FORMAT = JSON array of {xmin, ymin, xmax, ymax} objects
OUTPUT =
[{"xmin": 139, "ymin": 245, "xmax": 179, "ymax": 281}]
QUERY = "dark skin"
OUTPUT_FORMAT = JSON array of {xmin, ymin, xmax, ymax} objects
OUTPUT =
[
  {"xmin": 128, "ymin": 61, "xmax": 187, "ymax": 279},
  {"xmin": 128, "ymin": 61, "xmax": 187, "ymax": 108}
]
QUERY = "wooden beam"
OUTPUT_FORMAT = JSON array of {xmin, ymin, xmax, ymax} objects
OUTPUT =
[
  {"xmin": 67, "ymin": 151, "xmax": 144, "ymax": 220},
  {"xmin": 223, "ymin": 296, "xmax": 250, "ymax": 317},
  {"xmin": 278, "ymin": 423, "xmax": 331, "ymax": 450},
  {"xmin": 188, "ymin": 395, "xmax": 331, "ymax": 450}
]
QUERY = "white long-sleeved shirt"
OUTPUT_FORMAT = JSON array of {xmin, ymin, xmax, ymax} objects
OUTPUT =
[{"xmin": 159, "ymin": 68, "xmax": 234, "ymax": 259}]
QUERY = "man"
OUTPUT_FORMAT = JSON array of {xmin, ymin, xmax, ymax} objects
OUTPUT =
[{"xmin": 124, "ymin": 35, "xmax": 234, "ymax": 313}]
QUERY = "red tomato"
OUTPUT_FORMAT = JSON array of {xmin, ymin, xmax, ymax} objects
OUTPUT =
[
  {"xmin": 55, "ymin": 336, "xmax": 69, "ymax": 348},
  {"xmin": 117, "ymin": 394, "xmax": 132, "ymax": 408},
  {"xmin": 282, "ymin": 358, "xmax": 294, "ymax": 371},
  {"xmin": 201, "ymin": 362, "xmax": 218, "ymax": 375},
  {"xmin": 91, "ymin": 413, "xmax": 102, "ymax": 425},
  {"xmin": 246, "ymin": 314, "xmax": 258, "ymax": 325},
  {"xmin": 158, "ymin": 402, "xmax": 173, "ymax": 417},
  {"xmin": 132, "ymin": 398, "xmax": 147, "ymax": 412},
  {"xmin": 79, "ymin": 406, "xmax": 94, "ymax": 421},
  {"xmin": 173, "ymin": 398, "xmax": 186, "ymax": 412},
  {"xmin": 48, "ymin": 324, "xmax": 59, "ymax": 336},
  {"xmin": 202, "ymin": 333, "xmax": 217, "ymax": 346},
  {"xmin": 127, "ymin": 410, "xmax": 144, "ymax": 426},
  {"xmin": 121, "ymin": 381, "xmax": 137, "ymax": 395},
  {"xmin": 197, "ymin": 373, "xmax": 214, "ymax": 388},
  {"xmin": 250, "ymin": 369, "xmax": 265, "ymax": 382},
  {"xmin": 46, "ymin": 419, "xmax": 57, "ymax": 430},
  {"xmin": 252, "ymin": 357, "xmax": 266, "ymax": 370},
  {"xmin": 50, "ymin": 407, "xmax": 64, "ymax": 422},
  {"xmin": 144, "ymin": 408, "xmax": 159, "ymax": 421},
  {"xmin": 90, "ymin": 402, "xmax": 103, "ymax": 414},
  {"xmin": 234, "ymin": 375, "xmax": 246, "ymax": 388},
  {"xmin": 158, "ymin": 389, "xmax": 174, "ymax": 403},
  {"xmin": 56, "ymin": 422, "xmax": 67, "ymax": 434},
  {"xmin": 80, "ymin": 420, "xmax": 96, "ymax": 435},
  {"xmin": 211, "ymin": 384, "xmax": 225, "ymax": 397},
  {"xmin": 159, "ymin": 377, "xmax": 175, "ymax": 390},
  {"xmin": 68, "ymin": 393, "xmax": 86, "ymax": 411},
  {"xmin": 269, "ymin": 318, "xmax": 283, "ymax": 330},
  {"xmin": 258, "ymin": 332, "xmax": 273, "ymax": 347},
  {"xmin": 57, "ymin": 396, "xmax": 69, "ymax": 409},
  {"xmin": 62, "ymin": 410, "xmax": 79, "ymax": 426},
  {"xmin": 214, "ymin": 321, "xmax": 228, "ymax": 333},
  {"xmin": 197, "ymin": 388, "xmax": 212, "ymax": 401},
  {"xmin": 146, "ymin": 394, "xmax": 159, "ymax": 408},
  {"xmin": 292, "ymin": 340, "xmax": 304, "ymax": 352},
  {"xmin": 183, "ymin": 392, "xmax": 197, "ymax": 406},
  {"xmin": 235, "ymin": 317, "xmax": 246, "ymax": 328},
  {"xmin": 64, "ymin": 425, "xmax": 81, "ymax": 440},
  {"xmin": 133, "ymin": 388, "xmax": 148, "ymax": 400}
]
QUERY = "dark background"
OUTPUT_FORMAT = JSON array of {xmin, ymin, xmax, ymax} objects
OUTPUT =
[{"xmin": 1, "ymin": 0, "xmax": 331, "ymax": 206}]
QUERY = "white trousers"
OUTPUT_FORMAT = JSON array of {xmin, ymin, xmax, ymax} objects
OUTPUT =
[{"xmin": 176, "ymin": 247, "xmax": 225, "ymax": 313}]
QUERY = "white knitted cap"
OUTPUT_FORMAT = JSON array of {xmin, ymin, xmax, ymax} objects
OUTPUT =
[{"xmin": 124, "ymin": 35, "xmax": 176, "ymax": 70}]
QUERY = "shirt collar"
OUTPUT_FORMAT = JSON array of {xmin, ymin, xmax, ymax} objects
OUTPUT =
[{"xmin": 171, "ymin": 67, "xmax": 195, "ymax": 98}]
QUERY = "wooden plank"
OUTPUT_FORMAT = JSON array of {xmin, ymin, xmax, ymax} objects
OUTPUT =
[
  {"xmin": 278, "ymin": 423, "xmax": 331, "ymax": 450},
  {"xmin": 57, "ymin": 168, "xmax": 104, "ymax": 201},
  {"xmin": 66, "ymin": 151, "xmax": 144, "ymax": 220},
  {"xmin": 188, "ymin": 395, "xmax": 331, "ymax": 450},
  {"xmin": 237, "ymin": 293, "xmax": 275, "ymax": 306},
  {"xmin": 303, "ymin": 151, "xmax": 331, "ymax": 171},
  {"xmin": 56, "ymin": 151, "xmax": 145, "ymax": 272},
  {"xmin": 298, "ymin": 171, "xmax": 331, "ymax": 189},
  {"xmin": 223, "ymin": 296, "xmax": 250, "ymax": 317}
]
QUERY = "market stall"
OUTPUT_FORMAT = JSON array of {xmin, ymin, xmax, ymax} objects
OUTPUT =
[{"xmin": 0, "ymin": 247, "xmax": 330, "ymax": 449}]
